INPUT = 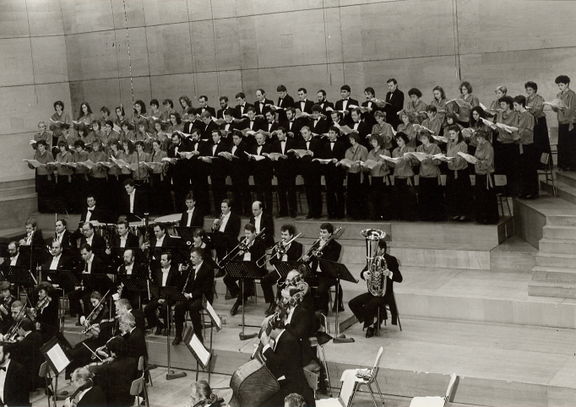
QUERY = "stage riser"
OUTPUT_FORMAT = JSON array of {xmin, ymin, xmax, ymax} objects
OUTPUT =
[
  {"xmin": 535, "ymin": 254, "xmax": 576, "ymax": 268},
  {"xmin": 543, "ymin": 226, "xmax": 576, "ymax": 240},
  {"xmin": 533, "ymin": 267, "xmax": 576, "ymax": 284},
  {"xmin": 397, "ymin": 293, "xmax": 576, "ymax": 329},
  {"xmin": 542, "ymin": 182, "xmax": 576, "ymax": 206},
  {"xmin": 63, "ymin": 330, "xmax": 576, "ymax": 407},
  {"xmin": 528, "ymin": 283, "xmax": 576, "ymax": 299},
  {"xmin": 0, "ymin": 195, "xmax": 37, "ymax": 230},
  {"xmin": 389, "ymin": 247, "xmax": 490, "ymax": 270},
  {"xmin": 490, "ymin": 250, "xmax": 535, "ymax": 273},
  {"xmin": 539, "ymin": 239, "xmax": 576, "ymax": 255},
  {"xmin": 547, "ymin": 215, "xmax": 576, "ymax": 227},
  {"xmin": 556, "ymin": 171, "xmax": 576, "ymax": 189},
  {"xmin": 513, "ymin": 199, "xmax": 545, "ymax": 249}
]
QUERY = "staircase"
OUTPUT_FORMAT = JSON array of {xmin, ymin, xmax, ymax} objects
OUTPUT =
[{"xmin": 528, "ymin": 171, "xmax": 576, "ymax": 297}]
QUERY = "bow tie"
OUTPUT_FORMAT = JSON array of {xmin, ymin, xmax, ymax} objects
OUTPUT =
[
  {"xmin": 87, "ymin": 208, "xmax": 94, "ymax": 212},
  {"xmin": 0, "ymin": 366, "xmax": 6, "ymax": 372}
]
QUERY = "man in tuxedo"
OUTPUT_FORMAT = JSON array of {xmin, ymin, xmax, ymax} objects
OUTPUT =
[
  {"xmin": 0, "ymin": 241, "xmax": 25, "ymax": 277},
  {"xmin": 349, "ymin": 239, "xmax": 403, "ymax": 337},
  {"xmin": 296, "ymin": 88, "xmax": 314, "ymax": 114},
  {"xmin": 144, "ymin": 252, "xmax": 181, "ymax": 334},
  {"xmin": 173, "ymin": 248, "xmax": 214, "ymax": 344},
  {"xmin": 79, "ymin": 222, "xmax": 107, "ymax": 259},
  {"xmin": 41, "ymin": 240, "xmax": 77, "ymax": 298},
  {"xmin": 219, "ymin": 108, "xmax": 242, "ymax": 137},
  {"xmin": 321, "ymin": 127, "xmax": 347, "ymax": 218},
  {"xmin": 384, "ymin": 78, "xmax": 405, "ymax": 129},
  {"xmin": 19, "ymin": 218, "xmax": 45, "ymax": 268},
  {"xmin": 167, "ymin": 132, "xmax": 192, "ymax": 208},
  {"xmin": 205, "ymin": 130, "xmax": 229, "ymax": 213},
  {"xmin": 180, "ymin": 193, "xmax": 205, "ymax": 229},
  {"xmin": 67, "ymin": 367, "xmax": 106, "ymax": 407},
  {"xmin": 0, "ymin": 342, "xmax": 31, "ymax": 407},
  {"xmin": 254, "ymin": 88, "xmax": 274, "ymax": 116},
  {"xmin": 309, "ymin": 104, "xmax": 329, "ymax": 136},
  {"xmin": 316, "ymin": 89, "xmax": 334, "ymax": 115},
  {"xmin": 234, "ymin": 92, "xmax": 254, "ymax": 119},
  {"xmin": 53, "ymin": 218, "xmax": 74, "ymax": 253},
  {"xmin": 349, "ymin": 108, "xmax": 371, "ymax": 147},
  {"xmin": 198, "ymin": 95, "xmax": 216, "ymax": 117},
  {"xmin": 362, "ymin": 86, "xmax": 380, "ymax": 128},
  {"xmin": 213, "ymin": 199, "xmax": 241, "ymax": 261},
  {"xmin": 216, "ymin": 96, "xmax": 230, "ymax": 120},
  {"xmin": 117, "ymin": 249, "xmax": 148, "ymax": 306},
  {"xmin": 199, "ymin": 111, "xmax": 219, "ymax": 141},
  {"xmin": 116, "ymin": 298, "xmax": 145, "ymax": 332},
  {"xmin": 335, "ymin": 84, "xmax": 359, "ymax": 126},
  {"xmin": 106, "ymin": 220, "xmax": 139, "ymax": 267},
  {"xmin": 12, "ymin": 318, "xmax": 43, "ymax": 390},
  {"xmin": 242, "ymin": 107, "xmax": 265, "ymax": 140},
  {"xmin": 261, "ymin": 224, "xmax": 304, "ymax": 315},
  {"xmin": 270, "ymin": 127, "xmax": 298, "ymax": 217},
  {"xmin": 182, "ymin": 107, "xmax": 203, "ymax": 135},
  {"xmin": 119, "ymin": 179, "xmax": 149, "ymax": 221},
  {"xmin": 119, "ymin": 311, "xmax": 146, "ymax": 359},
  {"xmin": 263, "ymin": 109, "xmax": 280, "ymax": 138},
  {"xmin": 250, "ymin": 201, "xmax": 275, "ymax": 247},
  {"xmin": 248, "ymin": 132, "xmax": 273, "ymax": 211},
  {"xmin": 281, "ymin": 107, "xmax": 305, "ymax": 141},
  {"xmin": 142, "ymin": 223, "xmax": 182, "ymax": 267},
  {"xmin": 186, "ymin": 129, "xmax": 211, "ymax": 213},
  {"xmin": 0, "ymin": 282, "xmax": 15, "ymax": 334},
  {"xmin": 276, "ymin": 84, "xmax": 294, "ymax": 123},
  {"xmin": 79, "ymin": 195, "xmax": 107, "ymax": 224},
  {"xmin": 227, "ymin": 131, "xmax": 252, "ymax": 216},
  {"xmin": 296, "ymin": 126, "xmax": 323, "ymax": 218}
]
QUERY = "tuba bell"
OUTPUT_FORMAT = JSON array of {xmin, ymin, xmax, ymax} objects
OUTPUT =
[{"xmin": 360, "ymin": 228, "xmax": 387, "ymax": 297}]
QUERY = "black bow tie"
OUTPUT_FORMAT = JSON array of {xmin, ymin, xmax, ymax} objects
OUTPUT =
[{"xmin": 0, "ymin": 366, "xmax": 6, "ymax": 372}]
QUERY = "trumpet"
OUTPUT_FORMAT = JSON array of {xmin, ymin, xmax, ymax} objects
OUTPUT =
[
  {"xmin": 298, "ymin": 227, "xmax": 343, "ymax": 262},
  {"xmin": 217, "ymin": 228, "xmax": 266, "ymax": 268},
  {"xmin": 256, "ymin": 233, "xmax": 302, "ymax": 268}
]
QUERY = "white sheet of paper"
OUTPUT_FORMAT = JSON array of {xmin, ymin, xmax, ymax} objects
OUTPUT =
[
  {"xmin": 205, "ymin": 301, "xmax": 222, "ymax": 330},
  {"xmin": 189, "ymin": 333, "xmax": 211, "ymax": 367},
  {"xmin": 46, "ymin": 343, "xmax": 70, "ymax": 373}
]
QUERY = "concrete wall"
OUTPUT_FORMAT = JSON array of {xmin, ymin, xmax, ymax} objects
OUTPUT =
[{"xmin": 0, "ymin": 0, "xmax": 71, "ymax": 183}]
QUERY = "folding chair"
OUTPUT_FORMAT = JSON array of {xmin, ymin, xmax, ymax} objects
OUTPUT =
[
  {"xmin": 408, "ymin": 373, "xmax": 459, "ymax": 407},
  {"xmin": 132, "ymin": 355, "xmax": 150, "ymax": 407},
  {"xmin": 493, "ymin": 174, "xmax": 511, "ymax": 216},
  {"xmin": 538, "ymin": 151, "xmax": 557, "ymax": 196}
]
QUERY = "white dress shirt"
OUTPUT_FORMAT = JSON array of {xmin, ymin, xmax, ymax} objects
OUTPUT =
[
  {"xmin": 186, "ymin": 208, "xmax": 195, "ymax": 227},
  {"xmin": 85, "ymin": 206, "xmax": 95, "ymax": 223},
  {"xmin": 254, "ymin": 214, "xmax": 262, "ymax": 233},
  {"xmin": 129, "ymin": 190, "xmax": 136, "ymax": 213},
  {"xmin": 49, "ymin": 254, "xmax": 61, "ymax": 270},
  {"xmin": 84, "ymin": 254, "xmax": 94, "ymax": 274},
  {"xmin": 219, "ymin": 212, "xmax": 231, "ymax": 232},
  {"xmin": 9, "ymin": 254, "xmax": 19, "ymax": 267},
  {"xmin": 124, "ymin": 263, "xmax": 134, "ymax": 275},
  {"xmin": 0, "ymin": 360, "xmax": 11, "ymax": 402},
  {"xmin": 155, "ymin": 234, "xmax": 165, "ymax": 248},
  {"xmin": 161, "ymin": 267, "xmax": 170, "ymax": 286},
  {"xmin": 119, "ymin": 235, "xmax": 128, "ymax": 248}
]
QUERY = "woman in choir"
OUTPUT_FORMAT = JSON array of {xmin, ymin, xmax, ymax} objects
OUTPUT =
[
  {"xmin": 444, "ymin": 125, "xmax": 472, "ymax": 221},
  {"xmin": 100, "ymin": 106, "xmax": 112, "ymax": 124},
  {"xmin": 88, "ymin": 141, "xmax": 109, "ymax": 203},
  {"xmin": 553, "ymin": 75, "xmax": 576, "ymax": 171},
  {"xmin": 132, "ymin": 141, "xmax": 150, "ymax": 187},
  {"xmin": 421, "ymin": 105, "xmax": 443, "ymax": 136},
  {"xmin": 343, "ymin": 132, "xmax": 368, "ymax": 219},
  {"xmin": 107, "ymin": 140, "xmax": 123, "ymax": 204},
  {"xmin": 371, "ymin": 111, "xmax": 395, "ymax": 150},
  {"xmin": 149, "ymin": 98, "xmax": 162, "ymax": 120},
  {"xmin": 153, "ymin": 120, "xmax": 170, "ymax": 150},
  {"xmin": 168, "ymin": 112, "xmax": 184, "ymax": 133},
  {"xmin": 441, "ymin": 113, "xmax": 462, "ymax": 142},
  {"xmin": 162, "ymin": 99, "xmax": 176, "ymax": 121},
  {"xmin": 30, "ymin": 140, "xmax": 54, "ymax": 213},
  {"xmin": 77, "ymin": 123, "xmax": 95, "ymax": 147},
  {"xmin": 133, "ymin": 99, "xmax": 149, "ymax": 132},
  {"xmin": 488, "ymin": 86, "xmax": 507, "ymax": 113},
  {"xmin": 513, "ymin": 95, "xmax": 538, "ymax": 199},
  {"xmin": 120, "ymin": 121, "xmax": 135, "ymax": 143},
  {"xmin": 465, "ymin": 106, "xmax": 492, "ymax": 155},
  {"xmin": 390, "ymin": 132, "xmax": 418, "ymax": 220},
  {"xmin": 458, "ymin": 81, "xmax": 480, "ymax": 108},
  {"xmin": 524, "ymin": 81, "xmax": 551, "ymax": 169},
  {"xmin": 33, "ymin": 121, "xmax": 51, "ymax": 149},
  {"xmin": 473, "ymin": 129, "xmax": 499, "ymax": 224},
  {"xmin": 77, "ymin": 102, "xmax": 95, "ymax": 127},
  {"xmin": 118, "ymin": 140, "xmax": 136, "ymax": 184},
  {"xmin": 416, "ymin": 131, "xmax": 444, "ymax": 221},
  {"xmin": 149, "ymin": 139, "xmax": 170, "ymax": 214},
  {"xmin": 114, "ymin": 105, "xmax": 127, "ymax": 128},
  {"xmin": 72, "ymin": 140, "xmax": 90, "ymax": 212},
  {"xmin": 405, "ymin": 88, "xmax": 428, "ymax": 123},
  {"xmin": 430, "ymin": 85, "xmax": 447, "ymax": 123},
  {"xmin": 453, "ymin": 81, "xmax": 480, "ymax": 125},
  {"xmin": 179, "ymin": 96, "xmax": 193, "ymax": 117},
  {"xmin": 397, "ymin": 112, "xmax": 418, "ymax": 147},
  {"xmin": 91, "ymin": 120, "xmax": 103, "ymax": 145},
  {"xmin": 365, "ymin": 135, "xmax": 391, "ymax": 220},
  {"xmin": 494, "ymin": 96, "xmax": 519, "ymax": 196},
  {"xmin": 53, "ymin": 141, "xmax": 75, "ymax": 213},
  {"xmin": 49, "ymin": 100, "xmax": 71, "ymax": 151},
  {"xmin": 135, "ymin": 122, "xmax": 153, "ymax": 151}
]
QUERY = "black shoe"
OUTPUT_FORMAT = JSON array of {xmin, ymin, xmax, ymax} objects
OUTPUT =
[
  {"xmin": 365, "ymin": 327, "xmax": 375, "ymax": 338},
  {"xmin": 154, "ymin": 324, "xmax": 164, "ymax": 335},
  {"xmin": 172, "ymin": 335, "xmax": 182, "ymax": 345},
  {"xmin": 265, "ymin": 304, "xmax": 275, "ymax": 316},
  {"xmin": 230, "ymin": 302, "xmax": 240, "ymax": 316},
  {"xmin": 225, "ymin": 292, "xmax": 238, "ymax": 300},
  {"xmin": 362, "ymin": 320, "xmax": 371, "ymax": 330}
]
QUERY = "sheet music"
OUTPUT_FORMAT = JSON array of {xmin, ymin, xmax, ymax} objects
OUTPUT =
[
  {"xmin": 46, "ymin": 343, "xmax": 71, "ymax": 373},
  {"xmin": 205, "ymin": 301, "xmax": 222, "ymax": 330},
  {"xmin": 189, "ymin": 333, "xmax": 211, "ymax": 367}
]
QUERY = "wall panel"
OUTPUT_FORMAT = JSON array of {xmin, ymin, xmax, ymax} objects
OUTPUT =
[
  {"xmin": 27, "ymin": 0, "xmax": 65, "ymax": 36},
  {"xmin": 65, "ymin": 31, "xmax": 118, "ymax": 81},
  {"xmin": 143, "ymin": 0, "xmax": 189, "ymax": 26},
  {"xmin": 0, "ymin": 0, "xmax": 29, "ymax": 38},
  {"xmin": 31, "ymin": 36, "xmax": 69, "ymax": 84},
  {"xmin": 190, "ymin": 20, "xmax": 218, "ymax": 72},
  {"xmin": 115, "ymin": 28, "xmax": 150, "ymax": 78},
  {"xmin": 0, "ymin": 38, "xmax": 34, "ymax": 87},
  {"xmin": 146, "ymin": 23, "xmax": 193, "ymax": 76},
  {"xmin": 111, "ymin": 0, "xmax": 146, "ymax": 28},
  {"xmin": 150, "ymin": 73, "xmax": 197, "ymax": 104},
  {"xmin": 60, "ymin": 0, "xmax": 114, "ymax": 34}
]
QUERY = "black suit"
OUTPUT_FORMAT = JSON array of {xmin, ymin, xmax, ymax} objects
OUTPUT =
[
  {"xmin": 233, "ymin": 103, "xmax": 254, "ymax": 119},
  {"xmin": 282, "ymin": 119, "xmax": 305, "ymax": 141},
  {"xmin": 185, "ymin": 139, "xmax": 210, "ymax": 212},
  {"xmin": 149, "ymin": 234, "xmax": 182, "ymax": 267},
  {"xmin": 109, "ymin": 233, "xmax": 140, "ymax": 267},
  {"xmin": 384, "ymin": 89, "xmax": 405, "ymax": 129},
  {"xmin": 261, "ymin": 241, "xmax": 303, "ymax": 304},
  {"xmin": 19, "ymin": 230, "xmax": 45, "ymax": 268},
  {"xmin": 224, "ymin": 238, "xmax": 266, "ymax": 304},
  {"xmin": 179, "ymin": 207, "xmax": 204, "ymax": 229},
  {"xmin": 320, "ymin": 140, "xmax": 347, "ymax": 218},
  {"xmin": 270, "ymin": 138, "xmax": 298, "ymax": 217},
  {"xmin": 53, "ymin": 230, "xmax": 74, "ymax": 252},
  {"xmin": 144, "ymin": 265, "xmax": 182, "ymax": 329},
  {"xmin": 2, "ymin": 359, "xmax": 31, "ymax": 407},
  {"xmin": 200, "ymin": 120, "xmax": 219, "ymax": 141},
  {"xmin": 205, "ymin": 142, "xmax": 230, "ymax": 213},
  {"xmin": 216, "ymin": 106, "xmax": 229, "ymax": 120},
  {"xmin": 124, "ymin": 326, "xmax": 147, "ymax": 359},
  {"xmin": 276, "ymin": 95, "xmax": 294, "ymax": 123},
  {"xmin": 254, "ymin": 98, "xmax": 274, "ymax": 115},
  {"xmin": 308, "ymin": 240, "xmax": 342, "ymax": 314},
  {"xmin": 200, "ymin": 106, "xmax": 216, "ymax": 117},
  {"xmin": 335, "ymin": 98, "xmax": 359, "ymax": 125},
  {"xmin": 227, "ymin": 142, "xmax": 252, "ymax": 215},
  {"xmin": 175, "ymin": 261, "xmax": 214, "ymax": 341},
  {"xmin": 76, "ymin": 386, "xmax": 107, "ymax": 407},
  {"xmin": 80, "ymin": 234, "xmax": 107, "ymax": 259},
  {"xmin": 295, "ymin": 138, "xmax": 323, "ymax": 218},
  {"xmin": 350, "ymin": 120, "xmax": 371, "ymax": 147},
  {"xmin": 285, "ymin": 303, "xmax": 318, "ymax": 364},
  {"xmin": 249, "ymin": 143, "xmax": 274, "ymax": 212},
  {"xmin": 249, "ymin": 213, "xmax": 275, "ymax": 247},
  {"xmin": 296, "ymin": 99, "xmax": 314, "ymax": 114},
  {"xmin": 317, "ymin": 100, "xmax": 334, "ymax": 116},
  {"xmin": 310, "ymin": 117, "xmax": 329, "ymax": 136},
  {"xmin": 263, "ymin": 330, "xmax": 315, "ymax": 407},
  {"xmin": 12, "ymin": 331, "xmax": 43, "ymax": 390},
  {"xmin": 117, "ymin": 262, "xmax": 148, "ymax": 306},
  {"xmin": 349, "ymin": 253, "xmax": 403, "ymax": 326},
  {"xmin": 94, "ymin": 356, "xmax": 138, "ymax": 407},
  {"xmin": 213, "ymin": 212, "xmax": 241, "ymax": 261},
  {"xmin": 361, "ymin": 100, "xmax": 380, "ymax": 128},
  {"xmin": 80, "ymin": 206, "xmax": 108, "ymax": 224},
  {"xmin": 118, "ymin": 189, "xmax": 149, "ymax": 220}
]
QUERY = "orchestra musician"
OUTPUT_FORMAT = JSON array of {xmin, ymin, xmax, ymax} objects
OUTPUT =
[
  {"xmin": 180, "ymin": 192, "xmax": 205, "ymax": 229},
  {"xmin": 173, "ymin": 248, "xmax": 214, "ymax": 345},
  {"xmin": 144, "ymin": 252, "xmax": 182, "ymax": 335},
  {"xmin": 79, "ymin": 222, "xmax": 108, "ymax": 260},
  {"xmin": 19, "ymin": 218, "xmax": 45, "ymax": 268},
  {"xmin": 116, "ymin": 249, "xmax": 148, "ymax": 307},
  {"xmin": 0, "ymin": 282, "xmax": 15, "ymax": 334},
  {"xmin": 54, "ymin": 218, "xmax": 74, "ymax": 252},
  {"xmin": 302, "ymin": 223, "xmax": 343, "ymax": 315},
  {"xmin": 250, "ymin": 201, "xmax": 274, "ymax": 247},
  {"xmin": 79, "ymin": 195, "xmax": 108, "ymax": 225},
  {"xmin": 261, "ymin": 225, "xmax": 303, "ymax": 316},
  {"xmin": 0, "ymin": 242, "xmax": 25, "ymax": 281},
  {"xmin": 348, "ymin": 239, "xmax": 403, "ymax": 338},
  {"xmin": 0, "ymin": 341, "xmax": 31, "ymax": 407},
  {"xmin": 65, "ymin": 367, "xmax": 106, "ymax": 407},
  {"xmin": 42, "ymin": 240, "xmax": 77, "ymax": 311},
  {"xmin": 225, "ymin": 224, "xmax": 266, "ymax": 317},
  {"xmin": 9, "ymin": 318, "xmax": 43, "ymax": 390},
  {"xmin": 141, "ymin": 223, "xmax": 181, "ymax": 267},
  {"xmin": 106, "ymin": 220, "xmax": 140, "ymax": 267},
  {"xmin": 32, "ymin": 281, "xmax": 58, "ymax": 342},
  {"xmin": 212, "ymin": 199, "xmax": 241, "ymax": 262},
  {"xmin": 187, "ymin": 380, "xmax": 224, "ymax": 407},
  {"xmin": 119, "ymin": 179, "xmax": 149, "ymax": 221}
]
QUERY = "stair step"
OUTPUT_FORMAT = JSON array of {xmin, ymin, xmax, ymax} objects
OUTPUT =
[
  {"xmin": 556, "ymin": 170, "xmax": 576, "ymax": 189},
  {"xmin": 542, "ymin": 224, "xmax": 576, "ymax": 240},
  {"xmin": 538, "ymin": 238, "xmax": 576, "ymax": 255},
  {"xmin": 535, "ymin": 253, "xmax": 576, "ymax": 268},
  {"xmin": 542, "ymin": 180, "xmax": 576, "ymax": 205},
  {"xmin": 528, "ymin": 280, "xmax": 576, "ymax": 298},
  {"xmin": 532, "ymin": 266, "xmax": 576, "ymax": 283}
]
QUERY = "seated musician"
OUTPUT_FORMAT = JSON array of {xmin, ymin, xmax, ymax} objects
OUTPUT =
[
  {"xmin": 225, "ymin": 224, "xmax": 266, "ymax": 317},
  {"xmin": 348, "ymin": 239, "xmax": 403, "ymax": 338},
  {"xmin": 115, "ymin": 298, "xmax": 145, "ymax": 332},
  {"xmin": 79, "ymin": 222, "xmax": 108, "ymax": 260},
  {"xmin": 116, "ymin": 249, "xmax": 148, "ymax": 307},
  {"xmin": 116, "ymin": 312, "xmax": 146, "ymax": 360},
  {"xmin": 1, "ymin": 241, "xmax": 25, "ymax": 276},
  {"xmin": 106, "ymin": 220, "xmax": 140, "ymax": 268},
  {"xmin": 180, "ymin": 192, "xmax": 205, "ymax": 229},
  {"xmin": 0, "ymin": 341, "xmax": 32, "ymax": 407},
  {"xmin": 11, "ymin": 318, "xmax": 43, "ymax": 390},
  {"xmin": 119, "ymin": 178, "xmax": 149, "ymax": 221},
  {"xmin": 20, "ymin": 218, "xmax": 44, "ymax": 252},
  {"xmin": 144, "ymin": 252, "xmax": 182, "ymax": 335},
  {"xmin": 142, "ymin": 223, "xmax": 181, "ymax": 268},
  {"xmin": 65, "ymin": 367, "xmax": 106, "ymax": 407},
  {"xmin": 32, "ymin": 281, "xmax": 59, "ymax": 342},
  {"xmin": 258, "ymin": 308, "xmax": 315, "ymax": 407},
  {"xmin": 187, "ymin": 380, "xmax": 224, "ymax": 407},
  {"xmin": 79, "ymin": 195, "xmax": 108, "ymax": 225},
  {"xmin": 173, "ymin": 248, "xmax": 214, "ymax": 345},
  {"xmin": 90, "ymin": 336, "xmax": 138, "ymax": 407},
  {"xmin": 261, "ymin": 225, "xmax": 303, "ymax": 316},
  {"xmin": 42, "ymin": 240, "xmax": 76, "ymax": 293},
  {"xmin": 54, "ymin": 218, "xmax": 74, "ymax": 253},
  {"xmin": 301, "ymin": 223, "xmax": 343, "ymax": 315},
  {"xmin": 0, "ymin": 281, "xmax": 15, "ymax": 333},
  {"xmin": 212, "ymin": 199, "xmax": 241, "ymax": 263},
  {"xmin": 250, "ymin": 201, "xmax": 275, "ymax": 248}
]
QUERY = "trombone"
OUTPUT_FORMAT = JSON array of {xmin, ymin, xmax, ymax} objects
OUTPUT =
[
  {"xmin": 298, "ymin": 226, "xmax": 343, "ymax": 262},
  {"xmin": 256, "ymin": 233, "xmax": 302, "ymax": 268},
  {"xmin": 217, "ymin": 228, "xmax": 266, "ymax": 269}
]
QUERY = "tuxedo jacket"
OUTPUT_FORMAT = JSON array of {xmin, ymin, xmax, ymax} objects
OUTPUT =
[
  {"xmin": 360, "ymin": 253, "xmax": 403, "ymax": 301},
  {"xmin": 110, "ymin": 233, "xmax": 140, "ymax": 254},
  {"xmin": 294, "ymin": 138, "xmax": 323, "ymax": 163},
  {"xmin": 263, "ymin": 330, "xmax": 308, "ymax": 391},
  {"xmin": 117, "ymin": 262, "xmax": 148, "ymax": 280},
  {"xmin": 94, "ymin": 357, "xmax": 138, "ymax": 407},
  {"xmin": 200, "ymin": 106, "xmax": 216, "ymax": 117},
  {"xmin": 249, "ymin": 213, "xmax": 275, "ymax": 247},
  {"xmin": 3, "ymin": 359, "xmax": 31, "ymax": 407},
  {"xmin": 179, "ymin": 207, "xmax": 205, "ymax": 229},
  {"xmin": 317, "ymin": 100, "xmax": 335, "ymax": 115},
  {"xmin": 200, "ymin": 121, "xmax": 219, "ymax": 141},
  {"xmin": 124, "ymin": 327, "xmax": 147, "ymax": 359},
  {"xmin": 311, "ymin": 239, "xmax": 342, "ymax": 273},
  {"xmin": 281, "ymin": 119, "xmax": 306, "ymax": 139},
  {"xmin": 118, "ymin": 189, "xmax": 149, "ymax": 219},
  {"xmin": 384, "ymin": 89, "xmax": 405, "ymax": 126},
  {"xmin": 320, "ymin": 139, "xmax": 347, "ymax": 160},
  {"xmin": 233, "ymin": 103, "xmax": 254, "ymax": 119},
  {"xmin": 181, "ymin": 261, "xmax": 214, "ymax": 303},
  {"xmin": 216, "ymin": 107, "xmax": 230, "ymax": 119},
  {"xmin": 77, "ymin": 386, "xmax": 107, "ymax": 407},
  {"xmin": 269, "ymin": 138, "xmax": 297, "ymax": 156},
  {"xmin": 151, "ymin": 265, "xmax": 182, "ymax": 290},
  {"xmin": 285, "ymin": 303, "xmax": 318, "ymax": 364},
  {"xmin": 221, "ymin": 213, "xmax": 241, "ymax": 244},
  {"xmin": 269, "ymin": 241, "xmax": 303, "ymax": 265},
  {"xmin": 335, "ymin": 98, "xmax": 359, "ymax": 112},
  {"xmin": 254, "ymin": 98, "xmax": 274, "ymax": 115},
  {"xmin": 309, "ymin": 117, "xmax": 329, "ymax": 135},
  {"xmin": 80, "ymin": 234, "xmax": 107, "ymax": 258},
  {"xmin": 182, "ymin": 120, "xmax": 202, "ymax": 135},
  {"xmin": 53, "ymin": 230, "xmax": 74, "ymax": 251},
  {"xmin": 296, "ymin": 100, "xmax": 314, "ymax": 114},
  {"xmin": 12, "ymin": 331, "xmax": 43, "ymax": 388},
  {"xmin": 349, "ymin": 120, "xmax": 371, "ymax": 139},
  {"xmin": 149, "ymin": 235, "xmax": 182, "ymax": 264},
  {"xmin": 277, "ymin": 95, "xmax": 295, "ymax": 109},
  {"xmin": 80, "ymin": 206, "xmax": 108, "ymax": 224}
]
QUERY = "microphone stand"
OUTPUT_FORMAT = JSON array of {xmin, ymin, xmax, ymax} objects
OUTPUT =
[{"xmin": 165, "ymin": 302, "xmax": 186, "ymax": 380}]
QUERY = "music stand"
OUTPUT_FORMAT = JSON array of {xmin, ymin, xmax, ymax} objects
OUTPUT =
[
  {"xmin": 224, "ymin": 261, "xmax": 264, "ymax": 340},
  {"xmin": 176, "ymin": 227, "xmax": 196, "ymax": 247},
  {"xmin": 6, "ymin": 265, "xmax": 36, "ymax": 297},
  {"xmin": 273, "ymin": 261, "xmax": 301, "ymax": 281},
  {"xmin": 40, "ymin": 336, "xmax": 72, "ymax": 406},
  {"xmin": 319, "ymin": 259, "xmax": 358, "ymax": 343},
  {"xmin": 118, "ymin": 276, "xmax": 148, "ymax": 308},
  {"xmin": 183, "ymin": 327, "xmax": 214, "ymax": 381},
  {"xmin": 160, "ymin": 286, "xmax": 187, "ymax": 380}
]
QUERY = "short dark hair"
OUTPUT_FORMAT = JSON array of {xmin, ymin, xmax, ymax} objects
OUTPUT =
[
  {"xmin": 123, "ymin": 178, "xmax": 136, "ymax": 187},
  {"xmin": 320, "ymin": 223, "xmax": 334, "ymax": 234},
  {"xmin": 386, "ymin": 78, "xmax": 398, "ymax": 85},
  {"xmin": 408, "ymin": 88, "xmax": 422, "ymax": 98},
  {"xmin": 317, "ymin": 89, "xmax": 327, "ymax": 97},
  {"xmin": 298, "ymin": 87, "xmax": 307, "ymax": 94},
  {"xmin": 150, "ymin": 99, "xmax": 159, "ymax": 107},
  {"xmin": 513, "ymin": 95, "xmax": 527, "ymax": 107},
  {"xmin": 280, "ymin": 224, "xmax": 296, "ymax": 235},
  {"xmin": 53, "ymin": 100, "xmax": 64, "ymax": 110},
  {"xmin": 364, "ymin": 87, "xmax": 375, "ymax": 96},
  {"xmin": 498, "ymin": 96, "xmax": 514, "ymax": 109},
  {"xmin": 524, "ymin": 81, "xmax": 538, "ymax": 92},
  {"xmin": 235, "ymin": 92, "xmax": 246, "ymax": 99},
  {"xmin": 395, "ymin": 132, "xmax": 410, "ymax": 145},
  {"xmin": 340, "ymin": 85, "xmax": 351, "ymax": 93},
  {"xmin": 219, "ymin": 96, "xmax": 228, "ymax": 103},
  {"xmin": 276, "ymin": 84, "xmax": 287, "ymax": 92},
  {"xmin": 555, "ymin": 75, "xmax": 570, "ymax": 85}
]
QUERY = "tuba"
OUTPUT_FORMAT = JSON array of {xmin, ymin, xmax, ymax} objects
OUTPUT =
[{"xmin": 361, "ymin": 228, "xmax": 387, "ymax": 297}]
